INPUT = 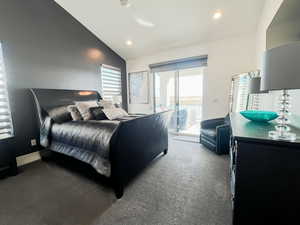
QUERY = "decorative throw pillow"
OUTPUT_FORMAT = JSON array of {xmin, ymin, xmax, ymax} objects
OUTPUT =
[
  {"xmin": 102, "ymin": 108, "xmax": 129, "ymax": 120},
  {"xmin": 89, "ymin": 107, "xmax": 107, "ymax": 120},
  {"xmin": 114, "ymin": 103, "xmax": 121, "ymax": 108},
  {"xmin": 67, "ymin": 105, "xmax": 83, "ymax": 121},
  {"xmin": 98, "ymin": 100, "xmax": 115, "ymax": 109},
  {"xmin": 75, "ymin": 101, "xmax": 99, "ymax": 120},
  {"xmin": 47, "ymin": 106, "xmax": 72, "ymax": 123}
]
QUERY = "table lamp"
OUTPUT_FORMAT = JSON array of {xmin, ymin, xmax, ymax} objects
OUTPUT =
[
  {"xmin": 261, "ymin": 42, "xmax": 300, "ymax": 141},
  {"xmin": 247, "ymin": 77, "xmax": 268, "ymax": 110},
  {"xmin": 250, "ymin": 77, "xmax": 263, "ymax": 94}
]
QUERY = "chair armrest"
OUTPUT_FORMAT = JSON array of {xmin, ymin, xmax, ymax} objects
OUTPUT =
[
  {"xmin": 216, "ymin": 124, "xmax": 230, "ymax": 154},
  {"xmin": 201, "ymin": 118, "xmax": 225, "ymax": 129}
]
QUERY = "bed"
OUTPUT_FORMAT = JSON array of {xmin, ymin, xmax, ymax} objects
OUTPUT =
[{"xmin": 30, "ymin": 88, "xmax": 171, "ymax": 198}]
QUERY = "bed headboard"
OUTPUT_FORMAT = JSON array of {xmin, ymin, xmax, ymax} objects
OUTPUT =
[{"xmin": 30, "ymin": 88, "xmax": 102, "ymax": 125}]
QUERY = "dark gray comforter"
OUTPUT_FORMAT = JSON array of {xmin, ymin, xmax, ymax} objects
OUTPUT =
[{"xmin": 40, "ymin": 115, "xmax": 140, "ymax": 177}]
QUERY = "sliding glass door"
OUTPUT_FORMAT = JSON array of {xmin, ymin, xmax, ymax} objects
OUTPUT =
[
  {"xmin": 178, "ymin": 67, "xmax": 203, "ymax": 136},
  {"xmin": 154, "ymin": 67, "xmax": 204, "ymax": 137},
  {"xmin": 154, "ymin": 70, "xmax": 178, "ymax": 132}
]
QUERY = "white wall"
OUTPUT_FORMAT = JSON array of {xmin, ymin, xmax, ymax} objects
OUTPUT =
[{"xmin": 127, "ymin": 34, "xmax": 257, "ymax": 120}]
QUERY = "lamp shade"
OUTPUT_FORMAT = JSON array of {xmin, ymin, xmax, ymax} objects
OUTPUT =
[
  {"xmin": 261, "ymin": 42, "xmax": 300, "ymax": 91},
  {"xmin": 249, "ymin": 77, "xmax": 262, "ymax": 94},
  {"xmin": 249, "ymin": 77, "xmax": 268, "ymax": 94}
]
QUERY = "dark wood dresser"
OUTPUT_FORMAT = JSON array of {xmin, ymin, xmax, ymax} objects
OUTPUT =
[{"xmin": 230, "ymin": 113, "xmax": 300, "ymax": 225}]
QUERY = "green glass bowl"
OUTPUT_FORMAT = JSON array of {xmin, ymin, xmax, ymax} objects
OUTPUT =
[{"xmin": 240, "ymin": 110, "xmax": 278, "ymax": 122}]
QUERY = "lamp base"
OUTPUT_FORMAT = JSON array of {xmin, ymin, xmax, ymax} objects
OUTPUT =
[
  {"xmin": 269, "ymin": 130, "xmax": 296, "ymax": 142},
  {"xmin": 269, "ymin": 90, "xmax": 297, "ymax": 142}
]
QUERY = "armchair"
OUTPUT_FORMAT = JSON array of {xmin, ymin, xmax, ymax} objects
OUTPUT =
[{"xmin": 200, "ymin": 116, "xmax": 230, "ymax": 155}]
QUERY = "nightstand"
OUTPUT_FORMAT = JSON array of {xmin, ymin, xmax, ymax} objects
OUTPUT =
[{"xmin": 0, "ymin": 138, "xmax": 17, "ymax": 177}]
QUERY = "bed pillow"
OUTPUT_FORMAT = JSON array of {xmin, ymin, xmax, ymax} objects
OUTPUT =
[
  {"xmin": 90, "ymin": 107, "xmax": 107, "ymax": 120},
  {"xmin": 102, "ymin": 108, "xmax": 129, "ymax": 120},
  {"xmin": 75, "ymin": 101, "xmax": 99, "ymax": 120},
  {"xmin": 47, "ymin": 106, "xmax": 72, "ymax": 123},
  {"xmin": 99, "ymin": 100, "xmax": 115, "ymax": 109},
  {"xmin": 114, "ymin": 103, "xmax": 121, "ymax": 108},
  {"xmin": 67, "ymin": 105, "xmax": 83, "ymax": 121}
]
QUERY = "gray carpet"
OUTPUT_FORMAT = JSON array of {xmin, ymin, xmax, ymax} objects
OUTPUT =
[
  {"xmin": 172, "ymin": 134, "xmax": 200, "ymax": 143},
  {"xmin": 0, "ymin": 140, "xmax": 232, "ymax": 225}
]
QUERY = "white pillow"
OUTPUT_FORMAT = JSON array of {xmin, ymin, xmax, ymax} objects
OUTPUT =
[
  {"xmin": 102, "ymin": 108, "xmax": 128, "ymax": 120},
  {"xmin": 99, "ymin": 100, "xmax": 115, "ymax": 109},
  {"xmin": 75, "ymin": 101, "xmax": 99, "ymax": 120}
]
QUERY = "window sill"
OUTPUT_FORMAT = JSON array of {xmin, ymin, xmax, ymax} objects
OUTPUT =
[{"xmin": 0, "ymin": 134, "xmax": 14, "ymax": 141}]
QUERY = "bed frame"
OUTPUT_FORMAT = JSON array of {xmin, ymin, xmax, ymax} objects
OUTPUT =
[{"xmin": 30, "ymin": 88, "xmax": 171, "ymax": 198}]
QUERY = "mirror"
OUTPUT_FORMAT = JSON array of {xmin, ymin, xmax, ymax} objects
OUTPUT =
[{"xmin": 267, "ymin": 0, "xmax": 300, "ymax": 49}]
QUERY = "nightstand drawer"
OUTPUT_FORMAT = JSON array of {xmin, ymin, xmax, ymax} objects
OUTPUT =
[
  {"xmin": 0, "ymin": 148, "xmax": 14, "ymax": 164},
  {"xmin": 0, "ymin": 141, "xmax": 17, "ymax": 177}
]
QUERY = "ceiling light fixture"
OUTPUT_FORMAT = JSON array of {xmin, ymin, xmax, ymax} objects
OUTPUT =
[
  {"xmin": 135, "ymin": 18, "xmax": 155, "ymax": 28},
  {"xmin": 120, "ymin": 0, "xmax": 131, "ymax": 8},
  {"xmin": 126, "ymin": 40, "xmax": 133, "ymax": 46},
  {"xmin": 213, "ymin": 10, "xmax": 223, "ymax": 20}
]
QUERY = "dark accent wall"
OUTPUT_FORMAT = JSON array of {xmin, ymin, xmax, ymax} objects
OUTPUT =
[{"xmin": 0, "ymin": 0, "xmax": 127, "ymax": 156}]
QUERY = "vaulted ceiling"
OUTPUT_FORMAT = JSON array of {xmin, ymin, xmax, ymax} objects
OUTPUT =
[{"xmin": 55, "ymin": 0, "xmax": 266, "ymax": 60}]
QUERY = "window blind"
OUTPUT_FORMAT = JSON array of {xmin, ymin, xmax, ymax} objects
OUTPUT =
[
  {"xmin": 230, "ymin": 74, "xmax": 251, "ymax": 113},
  {"xmin": 100, "ymin": 64, "xmax": 122, "ymax": 102},
  {"xmin": 149, "ymin": 55, "xmax": 208, "ymax": 73},
  {"xmin": 0, "ymin": 43, "xmax": 13, "ymax": 140}
]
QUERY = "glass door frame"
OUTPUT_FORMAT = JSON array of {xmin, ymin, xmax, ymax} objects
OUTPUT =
[{"xmin": 153, "ymin": 70, "xmax": 182, "ymax": 133}]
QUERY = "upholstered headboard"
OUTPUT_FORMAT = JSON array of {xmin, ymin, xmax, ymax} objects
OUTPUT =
[{"xmin": 30, "ymin": 88, "xmax": 102, "ymax": 125}]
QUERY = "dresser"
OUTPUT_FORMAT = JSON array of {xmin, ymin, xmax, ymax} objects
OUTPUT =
[{"xmin": 230, "ymin": 113, "xmax": 300, "ymax": 225}]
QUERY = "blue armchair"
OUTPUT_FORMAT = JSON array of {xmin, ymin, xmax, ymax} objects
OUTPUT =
[{"xmin": 200, "ymin": 116, "xmax": 230, "ymax": 155}]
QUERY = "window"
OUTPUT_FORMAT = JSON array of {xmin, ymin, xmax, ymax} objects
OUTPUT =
[
  {"xmin": 100, "ymin": 64, "xmax": 122, "ymax": 102},
  {"xmin": 230, "ymin": 74, "xmax": 251, "ymax": 113},
  {"xmin": 0, "ymin": 43, "xmax": 13, "ymax": 140}
]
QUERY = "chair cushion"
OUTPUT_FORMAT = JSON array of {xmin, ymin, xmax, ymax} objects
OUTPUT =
[{"xmin": 201, "ymin": 128, "xmax": 217, "ymax": 140}]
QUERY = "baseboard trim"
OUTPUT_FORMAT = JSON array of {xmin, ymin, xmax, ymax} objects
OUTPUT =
[{"xmin": 16, "ymin": 152, "xmax": 41, "ymax": 167}]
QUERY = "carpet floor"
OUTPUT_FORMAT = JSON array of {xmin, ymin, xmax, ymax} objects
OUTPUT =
[{"xmin": 0, "ymin": 139, "xmax": 232, "ymax": 225}]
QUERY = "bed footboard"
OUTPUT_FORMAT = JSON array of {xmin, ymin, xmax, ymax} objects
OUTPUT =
[{"xmin": 109, "ymin": 111, "xmax": 171, "ymax": 198}]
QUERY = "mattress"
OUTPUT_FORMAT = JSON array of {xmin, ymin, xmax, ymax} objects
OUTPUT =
[{"xmin": 41, "ymin": 116, "xmax": 141, "ymax": 177}]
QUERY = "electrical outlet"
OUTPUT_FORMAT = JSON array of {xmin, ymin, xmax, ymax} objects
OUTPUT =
[{"xmin": 31, "ymin": 139, "xmax": 37, "ymax": 147}]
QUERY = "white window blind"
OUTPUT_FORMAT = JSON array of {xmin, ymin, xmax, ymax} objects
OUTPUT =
[
  {"xmin": 100, "ymin": 64, "xmax": 122, "ymax": 102},
  {"xmin": 230, "ymin": 74, "xmax": 251, "ymax": 113},
  {"xmin": 0, "ymin": 43, "xmax": 13, "ymax": 140}
]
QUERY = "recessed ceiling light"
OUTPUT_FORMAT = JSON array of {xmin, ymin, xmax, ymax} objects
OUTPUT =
[
  {"xmin": 213, "ymin": 10, "xmax": 222, "ymax": 20},
  {"xmin": 135, "ymin": 18, "xmax": 155, "ymax": 28},
  {"xmin": 120, "ymin": 0, "xmax": 131, "ymax": 8},
  {"xmin": 126, "ymin": 40, "xmax": 133, "ymax": 46}
]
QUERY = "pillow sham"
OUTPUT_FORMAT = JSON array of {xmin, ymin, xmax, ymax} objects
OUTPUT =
[
  {"xmin": 99, "ymin": 100, "xmax": 115, "ymax": 109},
  {"xmin": 102, "ymin": 108, "xmax": 129, "ymax": 120},
  {"xmin": 114, "ymin": 103, "xmax": 121, "ymax": 108},
  {"xmin": 67, "ymin": 105, "xmax": 83, "ymax": 121},
  {"xmin": 75, "ymin": 101, "xmax": 99, "ymax": 121},
  {"xmin": 89, "ymin": 107, "xmax": 107, "ymax": 120},
  {"xmin": 47, "ymin": 106, "xmax": 72, "ymax": 123}
]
